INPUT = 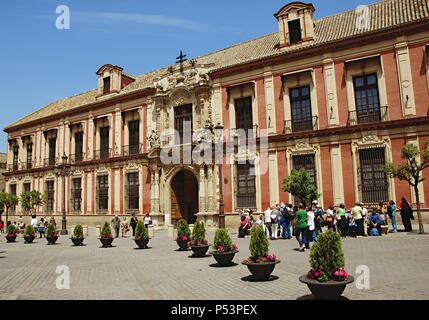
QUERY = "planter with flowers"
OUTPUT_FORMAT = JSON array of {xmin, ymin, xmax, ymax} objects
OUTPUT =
[
  {"xmin": 175, "ymin": 219, "xmax": 191, "ymax": 251},
  {"xmin": 46, "ymin": 223, "xmax": 59, "ymax": 245},
  {"xmin": 210, "ymin": 228, "xmax": 239, "ymax": 266},
  {"xmin": 299, "ymin": 230, "xmax": 354, "ymax": 300},
  {"xmin": 5, "ymin": 225, "xmax": 18, "ymax": 243},
  {"xmin": 189, "ymin": 220, "xmax": 210, "ymax": 258},
  {"xmin": 99, "ymin": 222, "xmax": 114, "ymax": 248},
  {"xmin": 71, "ymin": 224, "xmax": 85, "ymax": 246},
  {"xmin": 242, "ymin": 225, "xmax": 280, "ymax": 281},
  {"xmin": 24, "ymin": 225, "xmax": 36, "ymax": 244},
  {"xmin": 134, "ymin": 220, "xmax": 150, "ymax": 249}
]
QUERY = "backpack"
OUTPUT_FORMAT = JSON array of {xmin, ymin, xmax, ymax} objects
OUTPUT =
[
  {"xmin": 370, "ymin": 228, "xmax": 380, "ymax": 236},
  {"xmin": 271, "ymin": 213, "xmax": 278, "ymax": 223}
]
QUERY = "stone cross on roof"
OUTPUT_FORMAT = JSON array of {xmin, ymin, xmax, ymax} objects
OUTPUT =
[{"xmin": 176, "ymin": 51, "xmax": 187, "ymax": 74}]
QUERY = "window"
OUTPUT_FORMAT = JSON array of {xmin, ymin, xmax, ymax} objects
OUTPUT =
[
  {"xmin": 236, "ymin": 162, "xmax": 256, "ymax": 208},
  {"xmin": 128, "ymin": 120, "xmax": 140, "ymax": 155},
  {"xmin": 13, "ymin": 146, "xmax": 19, "ymax": 170},
  {"xmin": 97, "ymin": 176, "xmax": 109, "ymax": 211},
  {"xmin": 359, "ymin": 148, "xmax": 388, "ymax": 204},
  {"xmin": 75, "ymin": 132, "xmax": 84, "ymax": 162},
  {"xmin": 26, "ymin": 144, "xmax": 33, "ymax": 169},
  {"xmin": 290, "ymin": 86, "xmax": 313, "ymax": 132},
  {"xmin": 103, "ymin": 77, "xmax": 111, "ymax": 95},
  {"xmin": 353, "ymin": 74, "xmax": 381, "ymax": 124},
  {"xmin": 49, "ymin": 138, "xmax": 56, "ymax": 166},
  {"xmin": 292, "ymin": 154, "xmax": 317, "ymax": 185},
  {"xmin": 46, "ymin": 181, "xmax": 55, "ymax": 213},
  {"xmin": 100, "ymin": 127, "xmax": 110, "ymax": 159},
  {"xmin": 72, "ymin": 178, "xmax": 82, "ymax": 212},
  {"xmin": 235, "ymin": 97, "xmax": 253, "ymax": 132},
  {"xmin": 23, "ymin": 183, "xmax": 31, "ymax": 193},
  {"xmin": 289, "ymin": 19, "xmax": 302, "ymax": 44},
  {"xmin": 174, "ymin": 104, "xmax": 193, "ymax": 145},
  {"xmin": 10, "ymin": 184, "xmax": 17, "ymax": 213},
  {"xmin": 126, "ymin": 172, "xmax": 139, "ymax": 210}
]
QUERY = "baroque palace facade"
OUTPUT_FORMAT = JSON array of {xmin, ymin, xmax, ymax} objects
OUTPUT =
[{"xmin": 4, "ymin": 0, "xmax": 429, "ymax": 227}]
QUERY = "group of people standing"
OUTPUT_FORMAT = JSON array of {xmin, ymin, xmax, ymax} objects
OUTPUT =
[{"xmin": 110, "ymin": 213, "xmax": 152, "ymax": 238}]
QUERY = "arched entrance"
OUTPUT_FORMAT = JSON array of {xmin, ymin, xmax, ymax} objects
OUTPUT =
[{"xmin": 170, "ymin": 170, "xmax": 199, "ymax": 224}]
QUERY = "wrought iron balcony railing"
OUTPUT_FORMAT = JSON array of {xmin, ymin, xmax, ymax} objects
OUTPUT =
[
  {"xmin": 347, "ymin": 106, "xmax": 388, "ymax": 126},
  {"xmin": 284, "ymin": 116, "xmax": 319, "ymax": 134},
  {"xmin": 94, "ymin": 148, "xmax": 112, "ymax": 160},
  {"xmin": 122, "ymin": 144, "xmax": 144, "ymax": 156},
  {"xmin": 69, "ymin": 153, "xmax": 85, "ymax": 164},
  {"xmin": 43, "ymin": 157, "xmax": 58, "ymax": 167}
]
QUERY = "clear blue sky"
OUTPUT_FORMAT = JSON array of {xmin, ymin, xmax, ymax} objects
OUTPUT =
[{"xmin": 0, "ymin": 0, "xmax": 376, "ymax": 153}]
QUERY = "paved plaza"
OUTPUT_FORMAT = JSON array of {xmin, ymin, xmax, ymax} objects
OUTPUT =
[{"xmin": 1, "ymin": 226, "xmax": 429, "ymax": 300}]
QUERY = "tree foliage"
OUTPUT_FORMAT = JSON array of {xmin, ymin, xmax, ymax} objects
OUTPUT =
[
  {"xmin": 6, "ymin": 224, "xmax": 17, "ymax": 235},
  {"xmin": 309, "ymin": 230, "xmax": 345, "ymax": 278},
  {"xmin": 177, "ymin": 219, "xmax": 191, "ymax": 239},
  {"xmin": 249, "ymin": 225, "xmax": 269, "ymax": 259},
  {"xmin": 20, "ymin": 191, "xmax": 44, "ymax": 213},
  {"xmin": 24, "ymin": 225, "xmax": 36, "ymax": 236},
  {"xmin": 0, "ymin": 192, "xmax": 19, "ymax": 232},
  {"xmin": 282, "ymin": 169, "xmax": 319, "ymax": 206},
  {"xmin": 385, "ymin": 141, "xmax": 429, "ymax": 234},
  {"xmin": 72, "ymin": 224, "xmax": 84, "ymax": 239},
  {"xmin": 191, "ymin": 220, "xmax": 206, "ymax": 243},
  {"xmin": 135, "ymin": 220, "xmax": 148, "ymax": 239},
  {"xmin": 46, "ymin": 223, "xmax": 57, "ymax": 237},
  {"xmin": 213, "ymin": 228, "xmax": 233, "ymax": 252}
]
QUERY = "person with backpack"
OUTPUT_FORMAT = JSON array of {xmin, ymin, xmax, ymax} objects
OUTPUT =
[
  {"xmin": 313, "ymin": 201, "xmax": 324, "ymax": 234},
  {"xmin": 294, "ymin": 203, "xmax": 308, "ymax": 252},
  {"xmin": 337, "ymin": 203, "xmax": 348, "ymax": 237},
  {"xmin": 270, "ymin": 205, "xmax": 280, "ymax": 240}
]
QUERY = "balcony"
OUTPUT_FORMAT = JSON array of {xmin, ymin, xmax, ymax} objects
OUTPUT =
[
  {"xmin": 122, "ymin": 144, "xmax": 144, "ymax": 156},
  {"xmin": 227, "ymin": 125, "xmax": 259, "ymax": 140},
  {"xmin": 284, "ymin": 116, "xmax": 319, "ymax": 134},
  {"xmin": 43, "ymin": 157, "xmax": 58, "ymax": 167},
  {"xmin": 69, "ymin": 153, "xmax": 85, "ymax": 164},
  {"xmin": 8, "ymin": 164, "xmax": 19, "ymax": 172},
  {"xmin": 347, "ymin": 106, "xmax": 388, "ymax": 126},
  {"xmin": 94, "ymin": 148, "xmax": 112, "ymax": 160}
]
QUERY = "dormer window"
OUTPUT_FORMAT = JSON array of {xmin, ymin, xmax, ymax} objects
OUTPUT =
[
  {"xmin": 103, "ymin": 77, "xmax": 111, "ymax": 95},
  {"xmin": 288, "ymin": 19, "xmax": 302, "ymax": 44},
  {"xmin": 275, "ymin": 2, "xmax": 315, "ymax": 48}
]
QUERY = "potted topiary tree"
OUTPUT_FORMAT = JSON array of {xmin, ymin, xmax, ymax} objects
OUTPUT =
[
  {"xmin": 299, "ymin": 230, "xmax": 354, "ymax": 300},
  {"xmin": 189, "ymin": 220, "xmax": 210, "ymax": 258},
  {"xmin": 175, "ymin": 219, "xmax": 191, "ymax": 251},
  {"xmin": 99, "ymin": 222, "xmax": 114, "ymax": 248},
  {"xmin": 5, "ymin": 224, "xmax": 18, "ymax": 243},
  {"xmin": 23, "ymin": 225, "xmax": 36, "ymax": 244},
  {"xmin": 46, "ymin": 223, "xmax": 59, "ymax": 245},
  {"xmin": 210, "ymin": 228, "xmax": 239, "ymax": 266},
  {"xmin": 71, "ymin": 224, "xmax": 85, "ymax": 246},
  {"xmin": 134, "ymin": 220, "xmax": 150, "ymax": 249},
  {"xmin": 242, "ymin": 225, "xmax": 280, "ymax": 281}
]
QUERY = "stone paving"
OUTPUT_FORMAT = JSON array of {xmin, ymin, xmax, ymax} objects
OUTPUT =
[{"xmin": 1, "ymin": 225, "xmax": 428, "ymax": 300}]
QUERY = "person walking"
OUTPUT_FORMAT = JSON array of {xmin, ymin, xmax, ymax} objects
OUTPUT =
[
  {"xmin": 325, "ymin": 206, "xmax": 335, "ymax": 231},
  {"xmin": 144, "ymin": 213, "xmax": 152, "ymax": 229},
  {"xmin": 270, "ymin": 205, "xmax": 280, "ymax": 240},
  {"xmin": 279, "ymin": 203, "xmax": 287, "ymax": 239},
  {"xmin": 264, "ymin": 207, "xmax": 272, "ymax": 238},
  {"xmin": 388, "ymin": 200, "xmax": 397, "ymax": 233},
  {"xmin": 306, "ymin": 206, "xmax": 317, "ymax": 249},
  {"xmin": 121, "ymin": 217, "xmax": 129, "ymax": 237},
  {"xmin": 313, "ymin": 201, "xmax": 324, "ymax": 234},
  {"xmin": 111, "ymin": 214, "xmax": 121, "ymax": 238},
  {"xmin": 294, "ymin": 203, "xmax": 308, "ymax": 252},
  {"xmin": 400, "ymin": 197, "xmax": 414, "ymax": 232},
  {"xmin": 130, "ymin": 214, "xmax": 138, "ymax": 237},
  {"xmin": 337, "ymin": 203, "xmax": 348, "ymax": 237},
  {"xmin": 351, "ymin": 202, "xmax": 364, "ymax": 237},
  {"xmin": 38, "ymin": 218, "xmax": 46, "ymax": 238},
  {"xmin": 30, "ymin": 215, "xmax": 38, "ymax": 228}
]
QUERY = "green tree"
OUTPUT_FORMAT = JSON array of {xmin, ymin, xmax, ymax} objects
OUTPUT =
[
  {"xmin": 20, "ymin": 191, "xmax": 44, "ymax": 214},
  {"xmin": 282, "ymin": 168, "xmax": 319, "ymax": 207},
  {"xmin": 135, "ymin": 220, "xmax": 148, "ymax": 240},
  {"xmin": 177, "ymin": 219, "xmax": 191, "ymax": 240},
  {"xmin": 385, "ymin": 142, "xmax": 429, "ymax": 234},
  {"xmin": 191, "ymin": 220, "xmax": 206, "ymax": 243},
  {"xmin": 100, "ymin": 222, "xmax": 112, "ymax": 238},
  {"xmin": 213, "ymin": 228, "xmax": 233, "ymax": 252},
  {"xmin": 0, "ymin": 192, "xmax": 19, "ymax": 232},
  {"xmin": 72, "ymin": 224, "xmax": 84, "ymax": 239},
  {"xmin": 249, "ymin": 225, "xmax": 269, "ymax": 260}
]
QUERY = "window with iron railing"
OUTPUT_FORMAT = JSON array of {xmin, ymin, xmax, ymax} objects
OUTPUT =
[
  {"xmin": 292, "ymin": 154, "xmax": 317, "ymax": 204},
  {"xmin": 128, "ymin": 120, "xmax": 140, "ymax": 155},
  {"xmin": 99, "ymin": 127, "xmax": 110, "ymax": 159},
  {"xmin": 289, "ymin": 86, "xmax": 315, "ymax": 132},
  {"xmin": 13, "ymin": 146, "xmax": 19, "ymax": 171},
  {"xmin": 71, "ymin": 178, "xmax": 82, "ymax": 212},
  {"xmin": 48, "ymin": 138, "xmax": 56, "ymax": 166},
  {"xmin": 10, "ymin": 184, "xmax": 17, "ymax": 213},
  {"xmin": 236, "ymin": 162, "xmax": 257, "ymax": 209},
  {"xmin": 235, "ymin": 97, "xmax": 253, "ymax": 132},
  {"xmin": 74, "ymin": 132, "xmax": 84, "ymax": 163},
  {"xmin": 359, "ymin": 147, "xmax": 389, "ymax": 204},
  {"xmin": 23, "ymin": 183, "xmax": 31, "ymax": 193},
  {"xmin": 353, "ymin": 74, "xmax": 382, "ymax": 125},
  {"xmin": 97, "ymin": 175, "xmax": 109, "ymax": 211},
  {"xmin": 26, "ymin": 144, "xmax": 33, "ymax": 169},
  {"xmin": 46, "ymin": 181, "xmax": 55, "ymax": 213},
  {"xmin": 126, "ymin": 172, "xmax": 139, "ymax": 210}
]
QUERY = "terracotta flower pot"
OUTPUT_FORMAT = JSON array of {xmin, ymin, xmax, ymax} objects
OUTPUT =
[
  {"xmin": 242, "ymin": 260, "xmax": 280, "ymax": 281},
  {"xmin": 135, "ymin": 237, "xmax": 150, "ymax": 249},
  {"xmin": 47, "ymin": 235, "xmax": 59, "ymax": 245},
  {"xmin": 6, "ymin": 234, "xmax": 17, "ymax": 243},
  {"xmin": 99, "ymin": 237, "xmax": 114, "ymax": 248},
  {"xmin": 24, "ymin": 234, "xmax": 36, "ymax": 244},
  {"xmin": 299, "ymin": 275, "xmax": 354, "ymax": 300},
  {"xmin": 71, "ymin": 237, "xmax": 85, "ymax": 246},
  {"xmin": 176, "ymin": 239, "xmax": 189, "ymax": 251},
  {"xmin": 211, "ymin": 251, "xmax": 238, "ymax": 266},
  {"xmin": 190, "ymin": 245, "xmax": 210, "ymax": 257}
]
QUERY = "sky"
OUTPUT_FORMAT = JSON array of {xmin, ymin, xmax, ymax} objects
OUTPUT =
[{"xmin": 0, "ymin": 0, "xmax": 376, "ymax": 153}]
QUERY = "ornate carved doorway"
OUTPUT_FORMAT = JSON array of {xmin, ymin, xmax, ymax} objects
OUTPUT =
[{"xmin": 171, "ymin": 170, "xmax": 199, "ymax": 224}]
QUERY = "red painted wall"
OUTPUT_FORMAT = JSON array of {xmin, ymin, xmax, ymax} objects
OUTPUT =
[
  {"xmin": 221, "ymin": 87, "xmax": 229, "ymax": 129},
  {"xmin": 222, "ymin": 163, "xmax": 233, "ymax": 213},
  {"xmin": 277, "ymin": 150, "xmax": 289, "ymax": 204},
  {"xmin": 315, "ymin": 65, "xmax": 328, "ymax": 129},
  {"xmin": 335, "ymin": 62, "xmax": 349, "ymax": 126},
  {"xmin": 341, "ymin": 143, "xmax": 356, "ymax": 209},
  {"xmin": 142, "ymin": 166, "xmax": 151, "ymax": 214},
  {"xmin": 419, "ymin": 135, "xmax": 429, "ymax": 207},
  {"xmin": 391, "ymin": 138, "xmax": 412, "ymax": 202},
  {"xmin": 111, "ymin": 169, "xmax": 115, "ymax": 214},
  {"xmin": 273, "ymin": 75, "xmax": 284, "ymax": 134},
  {"xmin": 256, "ymin": 79, "xmax": 267, "ymax": 131},
  {"xmin": 320, "ymin": 145, "xmax": 333, "ymax": 207},
  {"xmin": 409, "ymin": 44, "xmax": 429, "ymax": 117},
  {"xmin": 382, "ymin": 51, "xmax": 403, "ymax": 120}
]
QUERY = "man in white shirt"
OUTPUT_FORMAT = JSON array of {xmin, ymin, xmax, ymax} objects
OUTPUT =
[
  {"xmin": 306, "ymin": 209, "xmax": 317, "ymax": 249},
  {"xmin": 264, "ymin": 207, "xmax": 272, "ymax": 238}
]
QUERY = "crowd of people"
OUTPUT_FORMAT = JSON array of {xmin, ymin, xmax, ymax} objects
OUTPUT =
[
  {"xmin": 238, "ymin": 197, "xmax": 416, "ymax": 252},
  {"xmin": 110, "ymin": 212, "xmax": 152, "ymax": 238}
]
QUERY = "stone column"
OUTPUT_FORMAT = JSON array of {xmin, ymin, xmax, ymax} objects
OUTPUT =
[
  {"xmin": 115, "ymin": 108, "xmax": 122, "ymax": 156},
  {"xmin": 206, "ymin": 166, "xmax": 214, "ymax": 212},
  {"xmin": 139, "ymin": 107, "xmax": 144, "ymax": 152},
  {"xmin": 199, "ymin": 166, "xmax": 206, "ymax": 213},
  {"xmin": 150, "ymin": 168, "xmax": 160, "ymax": 214},
  {"xmin": 87, "ymin": 116, "xmax": 94, "ymax": 160},
  {"xmin": 64, "ymin": 121, "xmax": 71, "ymax": 157}
]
